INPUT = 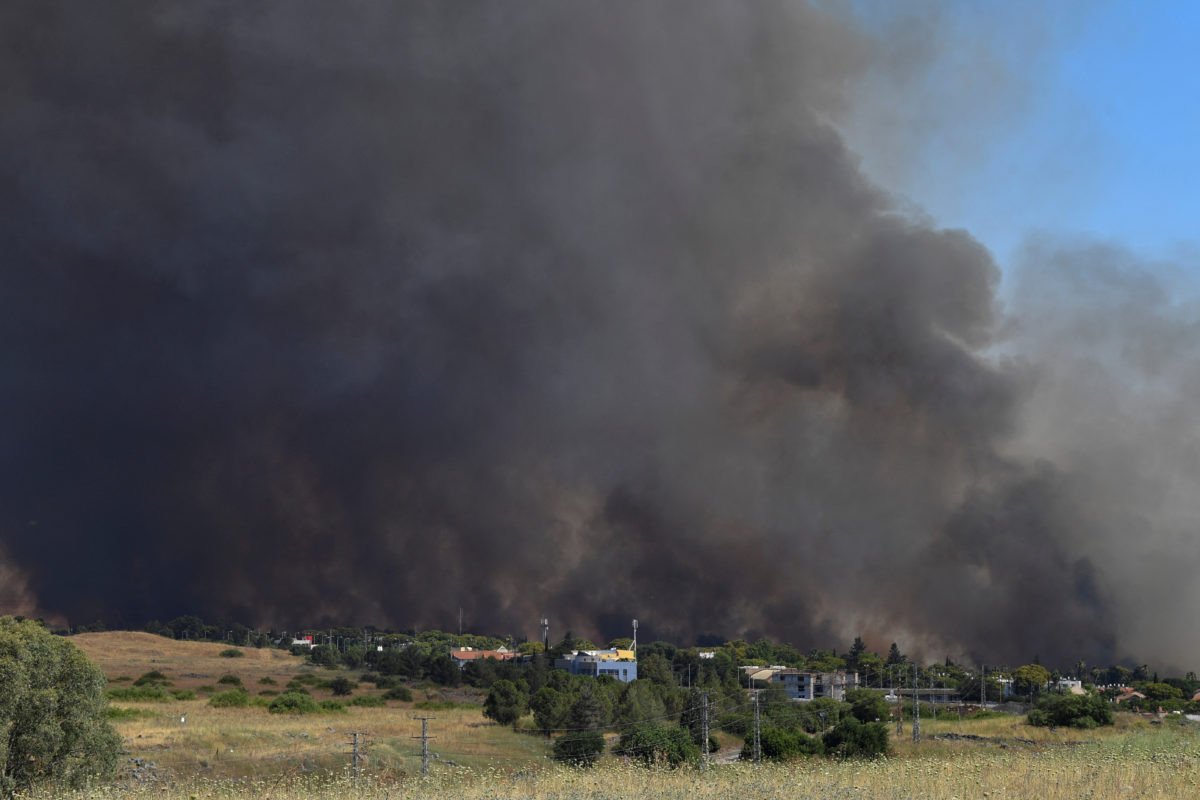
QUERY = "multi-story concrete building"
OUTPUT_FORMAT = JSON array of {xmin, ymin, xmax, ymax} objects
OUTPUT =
[{"xmin": 768, "ymin": 669, "xmax": 858, "ymax": 701}]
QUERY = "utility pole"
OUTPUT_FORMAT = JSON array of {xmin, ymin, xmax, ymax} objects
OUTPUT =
[
  {"xmin": 894, "ymin": 667, "xmax": 902, "ymax": 735},
  {"xmin": 458, "ymin": 607, "xmax": 463, "ymax": 637},
  {"xmin": 912, "ymin": 663, "xmax": 921, "ymax": 744},
  {"xmin": 631, "ymin": 619, "xmax": 638, "ymax": 654},
  {"xmin": 349, "ymin": 732, "xmax": 364, "ymax": 779},
  {"xmin": 752, "ymin": 689, "xmax": 762, "ymax": 765},
  {"xmin": 541, "ymin": 618, "xmax": 549, "ymax": 652},
  {"xmin": 701, "ymin": 690, "xmax": 711, "ymax": 770},
  {"xmin": 981, "ymin": 664, "xmax": 986, "ymax": 708},
  {"xmin": 413, "ymin": 717, "xmax": 435, "ymax": 777}
]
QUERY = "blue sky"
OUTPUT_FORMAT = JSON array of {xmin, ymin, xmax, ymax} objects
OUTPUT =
[{"xmin": 840, "ymin": 1, "xmax": 1200, "ymax": 275}]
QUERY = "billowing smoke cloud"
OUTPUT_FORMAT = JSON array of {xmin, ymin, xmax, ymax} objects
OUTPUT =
[{"xmin": 0, "ymin": 2, "xmax": 1188, "ymax": 668}]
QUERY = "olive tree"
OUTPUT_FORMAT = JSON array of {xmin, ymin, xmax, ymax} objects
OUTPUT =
[{"xmin": 0, "ymin": 617, "xmax": 121, "ymax": 792}]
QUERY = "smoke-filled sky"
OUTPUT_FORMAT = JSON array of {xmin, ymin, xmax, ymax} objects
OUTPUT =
[{"xmin": 3, "ymin": 1, "xmax": 1199, "ymax": 670}]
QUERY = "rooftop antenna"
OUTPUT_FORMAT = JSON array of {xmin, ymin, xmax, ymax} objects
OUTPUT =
[{"xmin": 631, "ymin": 619, "xmax": 638, "ymax": 654}]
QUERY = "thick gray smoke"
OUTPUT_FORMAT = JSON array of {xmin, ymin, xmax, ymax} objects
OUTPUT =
[{"xmin": 2, "ymin": 2, "xmax": 1188, "ymax": 667}]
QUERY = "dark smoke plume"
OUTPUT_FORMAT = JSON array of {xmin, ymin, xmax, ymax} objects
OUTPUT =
[{"xmin": 3, "ymin": 2, "xmax": 1184, "ymax": 668}]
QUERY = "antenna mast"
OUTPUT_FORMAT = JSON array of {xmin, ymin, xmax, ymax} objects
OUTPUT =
[{"xmin": 631, "ymin": 619, "xmax": 638, "ymax": 653}]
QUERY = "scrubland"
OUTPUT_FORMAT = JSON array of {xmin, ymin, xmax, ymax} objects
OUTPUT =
[{"xmin": 56, "ymin": 632, "xmax": 1200, "ymax": 799}]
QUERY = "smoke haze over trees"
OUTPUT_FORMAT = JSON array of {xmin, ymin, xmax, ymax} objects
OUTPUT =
[{"xmin": 2, "ymin": 2, "xmax": 1199, "ymax": 669}]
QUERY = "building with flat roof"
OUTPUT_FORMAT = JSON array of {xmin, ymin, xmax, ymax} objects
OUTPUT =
[{"xmin": 554, "ymin": 649, "xmax": 638, "ymax": 682}]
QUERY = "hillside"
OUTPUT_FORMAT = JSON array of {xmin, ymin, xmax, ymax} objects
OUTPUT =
[{"xmin": 71, "ymin": 631, "xmax": 310, "ymax": 688}]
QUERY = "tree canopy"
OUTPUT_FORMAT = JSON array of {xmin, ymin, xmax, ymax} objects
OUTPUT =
[{"xmin": 0, "ymin": 618, "xmax": 121, "ymax": 792}]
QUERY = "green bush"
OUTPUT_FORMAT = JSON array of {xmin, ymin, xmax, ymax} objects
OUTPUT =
[
  {"xmin": 217, "ymin": 674, "xmax": 243, "ymax": 687},
  {"xmin": 257, "ymin": 676, "xmax": 277, "ymax": 685},
  {"xmin": 553, "ymin": 730, "xmax": 605, "ymax": 767},
  {"xmin": 250, "ymin": 696, "xmax": 272, "ymax": 708},
  {"xmin": 269, "ymin": 691, "xmax": 321, "ymax": 714},
  {"xmin": 749, "ymin": 726, "xmax": 825, "ymax": 761},
  {"xmin": 320, "ymin": 699, "xmax": 347, "ymax": 712},
  {"xmin": 821, "ymin": 717, "xmax": 889, "ymax": 758},
  {"xmin": 328, "ymin": 676, "xmax": 357, "ymax": 696},
  {"xmin": 111, "ymin": 676, "xmax": 133, "ymax": 683},
  {"xmin": 1027, "ymin": 694, "xmax": 1113, "ymax": 728},
  {"xmin": 208, "ymin": 688, "xmax": 250, "ymax": 708},
  {"xmin": 171, "ymin": 690, "xmax": 196, "ymax": 701},
  {"xmin": 133, "ymin": 670, "xmax": 169, "ymax": 686},
  {"xmin": 258, "ymin": 690, "xmax": 279, "ymax": 697},
  {"xmin": 105, "ymin": 686, "xmax": 171, "ymax": 702},
  {"xmin": 383, "ymin": 685, "xmax": 413, "ymax": 702},
  {"xmin": 219, "ymin": 648, "xmax": 245, "ymax": 658},
  {"xmin": 348, "ymin": 695, "xmax": 386, "ymax": 707},
  {"xmin": 616, "ymin": 723, "xmax": 698, "ymax": 767},
  {"xmin": 196, "ymin": 685, "xmax": 217, "ymax": 694}
]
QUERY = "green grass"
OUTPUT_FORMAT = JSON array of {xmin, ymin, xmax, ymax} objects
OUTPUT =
[{"xmin": 104, "ymin": 706, "xmax": 157, "ymax": 721}]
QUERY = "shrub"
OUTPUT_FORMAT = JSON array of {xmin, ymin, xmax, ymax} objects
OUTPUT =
[
  {"xmin": 320, "ymin": 699, "xmax": 347, "ymax": 712},
  {"xmin": 328, "ymin": 676, "xmax": 357, "ymax": 696},
  {"xmin": 617, "ymin": 723, "xmax": 698, "ymax": 767},
  {"xmin": 1027, "ymin": 694, "xmax": 1114, "ymax": 728},
  {"xmin": 217, "ymin": 674, "xmax": 243, "ymax": 687},
  {"xmin": 219, "ymin": 648, "xmax": 245, "ymax": 658},
  {"xmin": 383, "ymin": 685, "xmax": 413, "ymax": 702},
  {"xmin": 133, "ymin": 670, "xmax": 169, "ymax": 686},
  {"xmin": 171, "ymin": 690, "xmax": 196, "ymax": 701},
  {"xmin": 0, "ymin": 617, "xmax": 121, "ymax": 791},
  {"xmin": 269, "ymin": 691, "xmax": 321, "ymax": 714},
  {"xmin": 258, "ymin": 690, "xmax": 279, "ymax": 697},
  {"xmin": 750, "ymin": 726, "xmax": 825, "ymax": 761},
  {"xmin": 196, "ymin": 685, "xmax": 217, "ymax": 694},
  {"xmin": 348, "ymin": 695, "xmax": 386, "ymax": 707},
  {"xmin": 111, "ymin": 676, "xmax": 133, "ymax": 683},
  {"xmin": 258, "ymin": 676, "xmax": 278, "ymax": 685},
  {"xmin": 822, "ymin": 717, "xmax": 889, "ymax": 759},
  {"xmin": 359, "ymin": 672, "xmax": 380, "ymax": 684},
  {"xmin": 250, "ymin": 696, "xmax": 272, "ymax": 708},
  {"xmin": 208, "ymin": 688, "xmax": 250, "ymax": 708},
  {"xmin": 553, "ymin": 730, "xmax": 605, "ymax": 767},
  {"xmin": 105, "ymin": 686, "xmax": 170, "ymax": 702}
]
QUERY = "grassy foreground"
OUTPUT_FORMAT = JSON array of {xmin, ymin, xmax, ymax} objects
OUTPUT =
[
  {"xmin": 20, "ymin": 724, "xmax": 1200, "ymax": 800},
  {"xmin": 58, "ymin": 634, "xmax": 1200, "ymax": 798}
]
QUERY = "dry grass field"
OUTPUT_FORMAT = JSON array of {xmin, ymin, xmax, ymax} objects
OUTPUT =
[
  {"xmin": 54, "ymin": 633, "xmax": 1200, "ymax": 799},
  {"xmin": 71, "ymin": 632, "xmax": 314, "ymax": 691}
]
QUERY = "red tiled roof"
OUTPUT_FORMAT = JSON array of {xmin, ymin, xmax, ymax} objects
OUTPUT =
[{"xmin": 449, "ymin": 649, "xmax": 517, "ymax": 662}]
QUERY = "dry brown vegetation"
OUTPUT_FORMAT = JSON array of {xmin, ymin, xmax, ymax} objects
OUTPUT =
[{"xmin": 71, "ymin": 632, "xmax": 312, "ymax": 691}]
